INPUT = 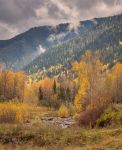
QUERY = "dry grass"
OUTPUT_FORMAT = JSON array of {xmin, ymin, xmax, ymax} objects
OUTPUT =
[
  {"xmin": 0, "ymin": 104, "xmax": 121, "ymax": 150},
  {"xmin": 0, "ymin": 145, "xmax": 82, "ymax": 150},
  {"xmin": 0, "ymin": 123, "xmax": 121, "ymax": 150},
  {"xmin": 0, "ymin": 102, "xmax": 32, "ymax": 123}
]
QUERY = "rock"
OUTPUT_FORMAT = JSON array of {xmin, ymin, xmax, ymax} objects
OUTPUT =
[
  {"xmin": 41, "ymin": 117, "xmax": 53, "ymax": 121},
  {"xmin": 61, "ymin": 124, "xmax": 69, "ymax": 129},
  {"xmin": 41, "ymin": 116, "xmax": 76, "ymax": 128},
  {"xmin": 25, "ymin": 120, "xmax": 30, "ymax": 123},
  {"xmin": 47, "ymin": 117, "xmax": 54, "ymax": 121}
]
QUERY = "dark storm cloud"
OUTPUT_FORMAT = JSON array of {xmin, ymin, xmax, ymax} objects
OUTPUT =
[{"xmin": 0, "ymin": 0, "xmax": 122, "ymax": 39}]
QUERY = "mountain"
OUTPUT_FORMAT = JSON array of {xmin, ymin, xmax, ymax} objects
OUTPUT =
[
  {"xmin": 0, "ymin": 14, "xmax": 122, "ymax": 79},
  {"xmin": 24, "ymin": 14, "xmax": 122, "ymax": 79},
  {"xmin": 0, "ymin": 20, "xmax": 97, "ymax": 70}
]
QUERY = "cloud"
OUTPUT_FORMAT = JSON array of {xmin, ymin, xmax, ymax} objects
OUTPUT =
[
  {"xmin": 0, "ymin": 0, "xmax": 122, "ymax": 39},
  {"xmin": 0, "ymin": 22, "xmax": 19, "ymax": 39},
  {"xmin": 37, "ymin": 45, "xmax": 46, "ymax": 54},
  {"xmin": 47, "ymin": 32, "xmax": 69, "ymax": 43}
]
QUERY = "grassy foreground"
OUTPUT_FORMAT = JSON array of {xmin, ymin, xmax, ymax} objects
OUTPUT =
[
  {"xmin": 0, "ymin": 124, "xmax": 121, "ymax": 150},
  {"xmin": 0, "ymin": 103, "xmax": 121, "ymax": 149}
]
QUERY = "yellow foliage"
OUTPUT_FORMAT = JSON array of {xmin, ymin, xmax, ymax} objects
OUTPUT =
[
  {"xmin": 68, "ymin": 104, "xmax": 76, "ymax": 116},
  {"xmin": 24, "ymin": 83, "xmax": 39, "ymax": 105},
  {"xmin": 75, "ymin": 76, "xmax": 89, "ymax": 111},
  {"xmin": 58, "ymin": 104, "xmax": 69, "ymax": 118},
  {"xmin": 74, "ymin": 50, "xmax": 106, "ymax": 111},
  {"xmin": 39, "ymin": 77, "xmax": 53, "ymax": 89},
  {"xmin": 110, "ymin": 63, "xmax": 122, "ymax": 103},
  {"xmin": 112, "ymin": 63, "xmax": 122, "ymax": 76},
  {"xmin": 0, "ymin": 102, "xmax": 32, "ymax": 123},
  {"xmin": 0, "ymin": 70, "xmax": 25, "ymax": 101},
  {"xmin": 119, "ymin": 41, "xmax": 122, "ymax": 46}
]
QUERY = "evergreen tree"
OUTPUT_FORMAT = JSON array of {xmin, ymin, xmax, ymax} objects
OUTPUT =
[
  {"xmin": 66, "ymin": 87, "xmax": 70, "ymax": 102},
  {"xmin": 58, "ymin": 86, "xmax": 65, "ymax": 101},
  {"xmin": 39, "ymin": 86, "xmax": 43, "ymax": 101},
  {"xmin": 53, "ymin": 80, "xmax": 57, "ymax": 94}
]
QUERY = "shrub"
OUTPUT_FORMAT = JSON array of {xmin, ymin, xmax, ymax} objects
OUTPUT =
[
  {"xmin": 78, "ymin": 105, "xmax": 104, "ymax": 127},
  {"xmin": 68, "ymin": 104, "xmax": 76, "ymax": 117},
  {"xmin": 51, "ymin": 99, "xmax": 62, "ymax": 109},
  {"xmin": 0, "ymin": 102, "xmax": 32, "ymax": 123},
  {"xmin": 58, "ymin": 104, "xmax": 69, "ymax": 118},
  {"xmin": 96, "ymin": 107, "xmax": 122, "ymax": 127}
]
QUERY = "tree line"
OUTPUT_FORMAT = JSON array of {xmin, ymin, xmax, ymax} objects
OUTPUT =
[{"xmin": 0, "ymin": 50, "xmax": 122, "ymax": 127}]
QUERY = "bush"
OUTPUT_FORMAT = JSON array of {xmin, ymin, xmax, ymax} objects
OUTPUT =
[
  {"xmin": 0, "ymin": 102, "xmax": 32, "ymax": 123},
  {"xmin": 58, "ymin": 104, "xmax": 69, "ymax": 118},
  {"xmin": 39, "ymin": 98, "xmax": 61, "ymax": 109},
  {"xmin": 96, "ymin": 108, "xmax": 122, "ymax": 127},
  {"xmin": 68, "ymin": 104, "xmax": 76, "ymax": 117},
  {"xmin": 78, "ymin": 105, "xmax": 104, "ymax": 127}
]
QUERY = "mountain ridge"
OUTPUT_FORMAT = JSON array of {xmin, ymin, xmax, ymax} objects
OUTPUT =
[{"xmin": 0, "ymin": 13, "xmax": 122, "ymax": 75}]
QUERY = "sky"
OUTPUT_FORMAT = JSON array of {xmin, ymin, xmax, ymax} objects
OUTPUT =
[{"xmin": 0, "ymin": 0, "xmax": 122, "ymax": 40}]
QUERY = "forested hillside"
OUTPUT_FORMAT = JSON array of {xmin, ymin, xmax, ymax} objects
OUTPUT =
[
  {"xmin": 0, "ymin": 14, "xmax": 121, "ymax": 75},
  {"xmin": 0, "ymin": 19, "xmax": 96, "ymax": 70},
  {"xmin": 25, "ymin": 14, "xmax": 122, "ymax": 79}
]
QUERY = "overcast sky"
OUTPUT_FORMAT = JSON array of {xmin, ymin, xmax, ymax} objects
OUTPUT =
[{"xmin": 0, "ymin": 0, "xmax": 122, "ymax": 40}]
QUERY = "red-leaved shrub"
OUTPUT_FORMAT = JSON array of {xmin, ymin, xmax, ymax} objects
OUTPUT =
[{"xmin": 78, "ymin": 105, "xmax": 105, "ymax": 127}]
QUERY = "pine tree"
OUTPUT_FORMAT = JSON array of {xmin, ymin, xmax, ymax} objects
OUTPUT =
[
  {"xmin": 58, "ymin": 86, "xmax": 65, "ymax": 101},
  {"xmin": 39, "ymin": 86, "xmax": 43, "ymax": 101},
  {"xmin": 66, "ymin": 87, "xmax": 70, "ymax": 102},
  {"xmin": 53, "ymin": 80, "xmax": 57, "ymax": 94}
]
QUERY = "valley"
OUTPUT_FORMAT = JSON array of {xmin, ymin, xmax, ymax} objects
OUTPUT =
[{"xmin": 0, "ymin": 9, "xmax": 122, "ymax": 150}]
